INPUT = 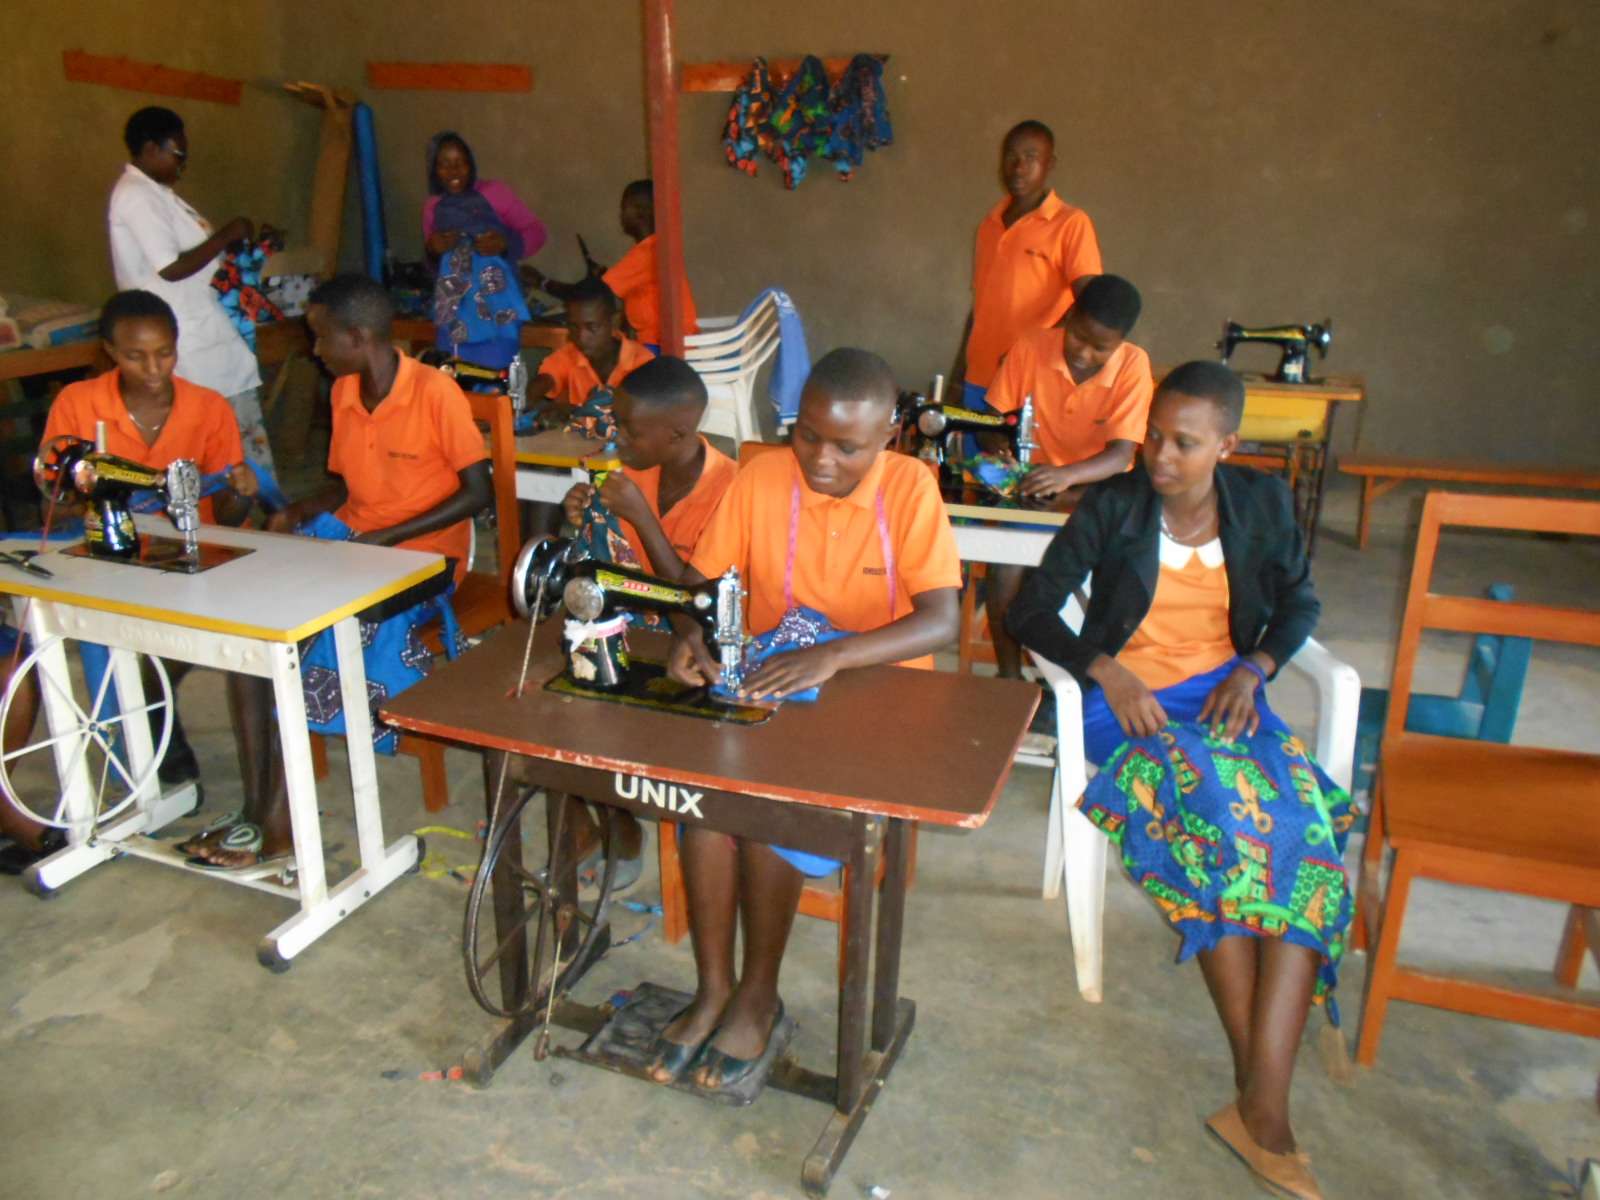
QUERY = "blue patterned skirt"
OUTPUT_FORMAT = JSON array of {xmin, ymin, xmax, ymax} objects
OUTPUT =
[{"xmin": 1079, "ymin": 659, "xmax": 1356, "ymax": 1012}]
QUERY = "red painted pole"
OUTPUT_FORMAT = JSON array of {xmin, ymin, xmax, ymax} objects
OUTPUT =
[{"xmin": 643, "ymin": 0, "xmax": 686, "ymax": 357}]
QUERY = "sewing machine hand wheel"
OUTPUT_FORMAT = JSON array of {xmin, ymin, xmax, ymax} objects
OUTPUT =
[
  {"xmin": 0, "ymin": 635, "xmax": 174, "ymax": 833},
  {"xmin": 462, "ymin": 784, "xmax": 617, "ymax": 1019},
  {"xmin": 510, "ymin": 536, "xmax": 583, "ymax": 622}
]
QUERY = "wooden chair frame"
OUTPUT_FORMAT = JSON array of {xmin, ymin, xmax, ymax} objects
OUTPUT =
[{"xmin": 1354, "ymin": 491, "xmax": 1600, "ymax": 1065}]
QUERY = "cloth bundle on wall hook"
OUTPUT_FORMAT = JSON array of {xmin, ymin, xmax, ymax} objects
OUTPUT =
[{"xmin": 722, "ymin": 54, "xmax": 893, "ymax": 188}]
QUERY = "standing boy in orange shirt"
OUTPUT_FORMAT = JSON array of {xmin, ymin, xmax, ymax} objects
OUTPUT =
[
  {"xmin": 530, "ymin": 181, "xmax": 698, "ymax": 353},
  {"xmin": 648, "ymin": 349, "xmax": 961, "ymax": 1092},
  {"xmin": 983, "ymin": 274, "xmax": 1152, "ymax": 692},
  {"xmin": 953, "ymin": 120, "xmax": 1102, "ymax": 415}
]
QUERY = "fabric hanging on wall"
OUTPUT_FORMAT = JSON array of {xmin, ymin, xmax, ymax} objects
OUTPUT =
[
  {"xmin": 769, "ymin": 55, "xmax": 832, "ymax": 188},
  {"xmin": 723, "ymin": 58, "xmax": 778, "ymax": 176},
  {"xmin": 721, "ymin": 55, "xmax": 894, "ymax": 188},
  {"xmin": 825, "ymin": 54, "xmax": 894, "ymax": 180}
]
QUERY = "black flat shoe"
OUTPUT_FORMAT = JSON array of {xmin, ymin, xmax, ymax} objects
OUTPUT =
[
  {"xmin": 694, "ymin": 1000, "xmax": 786, "ymax": 1092},
  {"xmin": 646, "ymin": 1009, "xmax": 714, "ymax": 1083}
]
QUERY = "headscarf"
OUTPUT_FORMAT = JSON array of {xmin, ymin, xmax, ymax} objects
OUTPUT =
[{"xmin": 426, "ymin": 130, "xmax": 479, "ymax": 195}]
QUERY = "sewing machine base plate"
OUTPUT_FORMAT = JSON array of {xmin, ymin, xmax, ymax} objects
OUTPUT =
[
  {"xmin": 544, "ymin": 660, "xmax": 776, "ymax": 725},
  {"xmin": 63, "ymin": 537, "xmax": 253, "ymax": 575},
  {"xmin": 557, "ymin": 980, "xmax": 799, "ymax": 1107}
]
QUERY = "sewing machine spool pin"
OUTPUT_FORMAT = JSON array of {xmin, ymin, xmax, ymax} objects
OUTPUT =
[{"xmin": 1217, "ymin": 318, "xmax": 1334, "ymax": 385}]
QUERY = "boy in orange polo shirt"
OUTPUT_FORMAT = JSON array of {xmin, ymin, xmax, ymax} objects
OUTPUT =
[
  {"xmin": 184, "ymin": 275, "xmax": 492, "ymax": 869},
  {"xmin": 983, "ymin": 273, "xmax": 1152, "ymax": 693},
  {"xmin": 953, "ymin": 120, "xmax": 1102, "ymax": 414},
  {"xmin": 528, "ymin": 277, "xmax": 654, "ymax": 434},
  {"xmin": 557, "ymin": 355, "xmax": 737, "ymax": 887},
  {"xmin": 648, "ymin": 349, "xmax": 961, "ymax": 1093},
  {"xmin": 530, "ymin": 181, "xmax": 698, "ymax": 353},
  {"xmin": 561, "ymin": 355, "xmax": 737, "ymax": 581}
]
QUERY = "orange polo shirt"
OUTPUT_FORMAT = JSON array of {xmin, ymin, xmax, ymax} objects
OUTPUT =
[
  {"xmin": 537, "ymin": 337, "xmax": 655, "ymax": 407},
  {"xmin": 327, "ymin": 354, "xmax": 487, "ymax": 579},
  {"xmin": 965, "ymin": 190, "xmax": 1102, "ymax": 389},
  {"xmin": 602, "ymin": 233, "xmax": 699, "ymax": 348},
  {"xmin": 1117, "ymin": 536, "xmax": 1235, "ymax": 691},
  {"xmin": 41, "ymin": 369, "xmax": 243, "ymax": 524},
  {"xmin": 690, "ymin": 448, "xmax": 962, "ymax": 670},
  {"xmin": 617, "ymin": 438, "xmax": 738, "ymax": 575},
  {"xmin": 986, "ymin": 331, "xmax": 1154, "ymax": 466}
]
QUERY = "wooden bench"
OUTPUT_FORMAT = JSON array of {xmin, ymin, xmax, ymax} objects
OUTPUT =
[{"xmin": 1339, "ymin": 455, "xmax": 1600, "ymax": 550}]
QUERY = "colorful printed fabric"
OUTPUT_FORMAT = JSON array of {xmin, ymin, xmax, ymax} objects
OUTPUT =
[
  {"xmin": 564, "ymin": 384, "xmax": 618, "ymax": 443},
  {"xmin": 769, "ymin": 55, "xmax": 833, "ymax": 188},
  {"xmin": 210, "ymin": 234, "xmax": 285, "ymax": 351},
  {"xmin": 825, "ymin": 54, "xmax": 894, "ymax": 180},
  {"xmin": 432, "ymin": 189, "xmax": 529, "ymax": 368},
  {"xmin": 960, "ymin": 452, "xmax": 1029, "ymax": 499},
  {"xmin": 294, "ymin": 512, "xmax": 460, "ymax": 754},
  {"xmin": 1080, "ymin": 693, "xmax": 1356, "ymax": 1015},
  {"xmin": 712, "ymin": 604, "xmax": 851, "ymax": 704},
  {"xmin": 573, "ymin": 454, "xmax": 641, "ymax": 570},
  {"xmin": 723, "ymin": 58, "xmax": 779, "ymax": 177}
]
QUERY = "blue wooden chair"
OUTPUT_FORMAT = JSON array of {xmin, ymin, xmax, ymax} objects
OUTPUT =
[{"xmin": 1352, "ymin": 583, "xmax": 1531, "ymax": 801}]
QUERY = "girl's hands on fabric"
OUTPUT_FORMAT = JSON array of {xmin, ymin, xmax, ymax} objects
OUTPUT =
[
  {"xmin": 1198, "ymin": 665, "xmax": 1261, "ymax": 740},
  {"xmin": 597, "ymin": 474, "xmax": 650, "ymax": 528},
  {"xmin": 739, "ymin": 643, "xmax": 842, "ymax": 701},
  {"xmin": 473, "ymin": 231, "xmax": 508, "ymax": 257},
  {"xmin": 265, "ymin": 504, "xmax": 299, "ymax": 533},
  {"xmin": 425, "ymin": 231, "xmax": 459, "ymax": 257},
  {"xmin": 1091, "ymin": 656, "xmax": 1169, "ymax": 738},
  {"xmin": 1020, "ymin": 465, "xmax": 1075, "ymax": 498},
  {"xmin": 220, "ymin": 217, "xmax": 255, "ymax": 245},
  {"xmin": 668, "ymin": 629, "xmax": 719, "ymax": 687},
  {"xmin": 561, "ymin": 482, "xmax": 593, "ymax": 528},
  {"xmin": 227, "ymin": 463, "xmax": 259, "ymax": 498}
]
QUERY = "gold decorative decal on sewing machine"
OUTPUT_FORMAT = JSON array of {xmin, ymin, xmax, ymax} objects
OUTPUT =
[
  {"xmin": 612, "ymin": 772, "xmax": 705, "ymax": 819},
  {"xmin": 593, "ymin": 570, "xmax": 694, "ymax": 609}
]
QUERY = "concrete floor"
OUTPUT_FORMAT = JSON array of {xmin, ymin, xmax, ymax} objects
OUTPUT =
[{"xmin": 2, "ymin": 479, "xmax": 1597, "ymax": 1199}]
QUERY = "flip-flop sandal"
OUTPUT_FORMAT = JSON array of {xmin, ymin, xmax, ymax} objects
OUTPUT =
[
  {"xmin": 185, "ymin": 822, "xmax": 295, "ymax": 874},
  {"xmin": 172, "ymin": 808, "xmax": 242, "ymax": 852}
]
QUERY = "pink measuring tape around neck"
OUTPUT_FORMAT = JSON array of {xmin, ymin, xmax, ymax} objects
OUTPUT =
[{"xmin": 784, "ymin": 478, "xmax": 896, "ymax": 621}]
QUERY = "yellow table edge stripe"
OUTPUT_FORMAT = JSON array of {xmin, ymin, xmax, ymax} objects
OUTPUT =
[{"xmin": 0, "ymin": 559, "xmax": 447, "ymax": 643}]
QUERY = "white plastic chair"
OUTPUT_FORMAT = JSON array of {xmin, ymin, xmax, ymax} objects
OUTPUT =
[
  {"xmin": 1029, "ymin": 624, "xmax": 1360, "ymax": 1004},
  {"xmin": 684, "ymin": 294, "xmax": 781, "ymax": 444}
]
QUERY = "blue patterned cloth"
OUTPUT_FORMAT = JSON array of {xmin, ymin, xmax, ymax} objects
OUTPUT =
[
  {"xmin": 295, "ymin": 512, "xmax": 459, "ymax": 754},
  {"xmin": 432, "ymin": 191, "xmax": 529, "ymax": 370},
  {"xmin": 1079, "ymin": 659, "xmax": 1356, "ymax": 1015}
]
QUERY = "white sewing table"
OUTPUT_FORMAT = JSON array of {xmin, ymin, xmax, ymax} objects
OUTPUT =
[
  {"xmin": 947, "ymin": 500, "xmax": 1064, "ymax": 567},
  {"xmin": 513, "ymin": 430, "xmax": 607, "ymax": 504},
  {"xmin": 0, "ymin": 516, "xmax": 442, "ymax": 969}
]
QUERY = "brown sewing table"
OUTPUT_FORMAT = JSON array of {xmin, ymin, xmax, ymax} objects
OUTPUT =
[{"xmin": 382, "ymin": 620, "xmax": 1036, "ymax": 1196}]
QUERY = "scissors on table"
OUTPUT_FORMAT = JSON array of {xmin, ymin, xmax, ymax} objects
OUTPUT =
[{"xmin": 0, "ymin": 550, "xmax": 53, "ymax": 579}]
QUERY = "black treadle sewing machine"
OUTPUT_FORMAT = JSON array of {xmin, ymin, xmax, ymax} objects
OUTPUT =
[
  {"xmin": 1217, "ymin": 319, "xmax": 1333, "ymax": 384},
  {"xmin": 432, "ymin": 354, "xmax": 530, "ymax": 419},
  {"xmin": 896, "ymin": 373, "xmax": 1038, "ymax": 485},
  {"xmin": 32, "ymin": 435, "xmax": 249, "ymax": 574},
  {"xmin": 509, "ymin": 535, "xmax": 769, "ymax": 722}
]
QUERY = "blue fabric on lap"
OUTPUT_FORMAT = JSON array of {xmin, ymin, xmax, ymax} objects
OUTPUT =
[{"xmin": 1082, "ymin": 658, "xmax": 1289, "ymax": 765}]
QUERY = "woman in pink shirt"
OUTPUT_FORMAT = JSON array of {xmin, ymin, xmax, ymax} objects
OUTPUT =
[{"xmin": 422, "ymin": 131, "xmax": 547, "ymax": 369}]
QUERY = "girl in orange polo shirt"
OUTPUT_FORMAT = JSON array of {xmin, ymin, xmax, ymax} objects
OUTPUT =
[
  {"xmin": 651, "ymin": 350, "xmax": 961, "ymax": 1094},
  {"xmin": 1009, "ymin": 363, "xmax": 1353, "ymax": 1200},
  {"xmin": 31, "ymin": 290, "xmax": 259, "ymax": 821}
]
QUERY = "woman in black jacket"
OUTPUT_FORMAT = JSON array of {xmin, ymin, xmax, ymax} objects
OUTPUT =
[{"xmin": 1009, "ymin": 362, "xmax": 1351, "ymax": 1200}]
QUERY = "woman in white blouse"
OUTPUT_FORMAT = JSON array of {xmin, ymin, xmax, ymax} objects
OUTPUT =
[{"xmin": 107, "ymin": 105, "xmax": 277, "ymax": 472}]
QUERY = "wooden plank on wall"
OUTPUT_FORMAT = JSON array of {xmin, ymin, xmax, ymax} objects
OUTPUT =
[
  {"xmin": 681, "ymin": 55, "xmax": 888, "ymax": 93},
  {"xmin": 62, "ymin": 50, "xmax": 243, "ymax": 105},
  {"xmin": 365, "ymin": 62, "xmax": 533, "ymax": 93}
]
